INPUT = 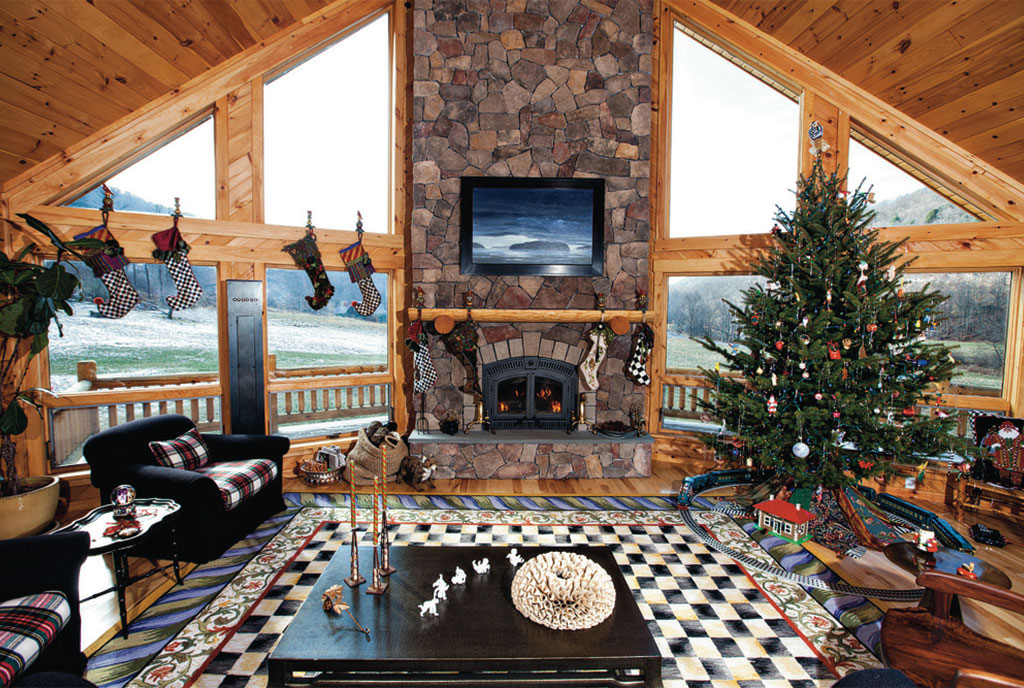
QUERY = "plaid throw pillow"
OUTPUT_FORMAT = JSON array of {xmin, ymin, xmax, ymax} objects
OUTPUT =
[{"xmin": 149, "ymin": 428, "xmax": 210, "ymax": 471}]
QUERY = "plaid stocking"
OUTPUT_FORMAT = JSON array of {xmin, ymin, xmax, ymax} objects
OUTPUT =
[
  {"xmin": 406, "ymin": 321, "xmax": 437, "ymax": 393},
  {"xmin": 152, "ymin": 225, "xmax": 202, "ymax": 311},
  {"xmin": 283, "ymin": 229, "xmax": 334, "ymax": 310},
  {"xmin": 579, "ymin": 324, "xmax": 613, "ymax": 391},
  {"xmin": 353, "ymin": 278, "xmax": 381, "ymax": 317},
  {"xmin": 625, "ymin": 323, "xmax": 654, "ymax": 386},
  {"xmin": 75, "ymin": 224, "xmax": 138, "ymax": 319},
  {"xmin": 340, "ymin": 213, "xmax": 380, "ymax": 318}
]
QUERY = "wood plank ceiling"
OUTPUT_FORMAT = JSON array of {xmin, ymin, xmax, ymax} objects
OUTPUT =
[
  {"xmin": 709, "ymin": 0, "xmax": 1024, "ymax": 183},
  {"xmin": 0, "ymin": 0, "xmax": 1021, "ymax": 196}
]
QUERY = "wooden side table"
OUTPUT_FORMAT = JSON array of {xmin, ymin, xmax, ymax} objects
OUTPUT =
[{"xmin": 60, "ymin": 497, "xmax": 183, "ymax": 638}]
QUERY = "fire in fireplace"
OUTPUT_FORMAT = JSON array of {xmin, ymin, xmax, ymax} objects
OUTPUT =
[{"xmin": 483, "ymin": 356, "xmax": 577, "ymax": 430}]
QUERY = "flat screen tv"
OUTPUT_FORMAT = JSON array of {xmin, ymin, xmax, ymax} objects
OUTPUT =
[{"xmin": 460, "ymin": 177, "xmax": 605, "ymax": 276}]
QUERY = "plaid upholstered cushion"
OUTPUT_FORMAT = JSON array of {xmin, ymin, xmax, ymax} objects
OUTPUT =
[
  {"xmin": 194, "ymin": 459, "xmax": 279, "ymax": 511},
  {"xmin": 0, "ymin": 592, "xmax": 71, "ymax": 688},
  {"xmin": 149, "ymin": 428, "xmax": 210, "ymax": 471}
]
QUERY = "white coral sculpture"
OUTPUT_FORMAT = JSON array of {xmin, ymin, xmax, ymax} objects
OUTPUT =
[{"xmin": 510, "ymin": 551, "xmax": 616, "ymax": 631}]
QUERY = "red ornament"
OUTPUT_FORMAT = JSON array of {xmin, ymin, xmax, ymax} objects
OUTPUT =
[
  {"xmin": 775, "ymin": 340, "xmax": 784, "ymax": 351},
  {"xmin": 767, "ymin": 395, "xmax": 777, "ymax": 414},
  {"xmin": 828, "ymin": 342, "xmax": 841, "ymax": 360},
  {"xmin": 902, "ymin": 406, "xmax": 916, "ymax": 416},
  {"xmin": 866, "ymin": 323, "xmax": 878, "ymax": 333}
]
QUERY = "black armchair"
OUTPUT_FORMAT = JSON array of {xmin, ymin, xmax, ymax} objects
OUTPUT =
[
  {"xmin": 83, "ymin": 415, "xmax": 290, "ymax": 563},
  {"xmin": 0, "ymin": 532, "xmax": 90, "ymax": 680}
]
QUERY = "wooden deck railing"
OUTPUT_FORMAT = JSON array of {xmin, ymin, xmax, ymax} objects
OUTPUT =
[
  {"xmin": 267, "ymin": 372, "xmax": 391, "ymax": 435},
  {"xmin": 44, "ymin": 384, "xmax": 222, "ymax": 468},
  {"xmin": 659, "ymin": 369, "xmax": 1007, "ymax": 438}
]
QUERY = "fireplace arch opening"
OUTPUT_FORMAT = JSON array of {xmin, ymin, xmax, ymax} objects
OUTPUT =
[{"xmin": 483, "ymin": 356, "xmax": 577, "ymax": 430}]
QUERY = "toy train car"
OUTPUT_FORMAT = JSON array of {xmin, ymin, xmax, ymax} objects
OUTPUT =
[
  {"xmin": 677, "ymin": 468, "xmax": 775, "ymax": 508},
  {"xmin": 874, "ymin": 493, "xmax": 974, "ymax": 553}
]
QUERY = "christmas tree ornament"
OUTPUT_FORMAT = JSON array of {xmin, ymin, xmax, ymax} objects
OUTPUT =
[
  {"xmin": 756, "ymin": 366, "xmax": 764, "ymax": 375},
  {"xmin": 842, "ymin": 338, "xmax": 852, "ymax": 350},
  {"xmin": 859, "ymin": 344, "xmax": 868, "ymax": 359},
  {"xmin": 339, "ymin": 212, "xmax": 381, "ymax": 317},
  {"xmin": 775, "ymin": 340, "xmax": 784, "ymax": 350},
  {"xmin": 826, "ymin": 288, "xmax": 832, "ymax": 309},
  {"xmin": 624, "ymin": 322, "xmax": 654, "ymax": 386},
  {"xmin": 866, "ymin": 323, "xmax": 878, "ymax": 333},
  {"xmin": 856, "ymin": 261, "xmax": 868, "ymax": 292},
  {"xmin": 801, "ymin": 316, "xmax": 809, "ymax": 327},
  {"xmin": 800, "ymin": 335, "xmax": 811, "ymax": 346},
  {"xmin": 151, "ymin": 198, "xmax": 203, "ymax": 311},
  {"xmin": 579, "ymin": 323, "xmax": 615, "ymax": 391},
  {"xmin": 75, "ymin": 185, "xmax": 138, "ymax": 319},
  {"xmin": 792, "ymin": 442, "xmax": 810, "ymax": 458},
  {"xmin": 771, "ymin": 373, "xmax": 778, "ymax": 386},
  {"xmin": 282, "ymin": 212, "xmax": 334, "ymax": 310},
  {"xmin": 767, "ymin": 395, "xmax": 777, "ymax": 414},
  {"xmin": 828, "ymin": 342, "xmax": 841, "ymax": 359},
  {"xmin": 406, "ymin": 320, "xmax": 437, "ymax": 393},
  {"xmin": 814, "ymin": 393, "xmax": 824, "ymax": 400},
  {"xmin": 802, "ymin": 370, "xmax": 810, "ymax": 379}
]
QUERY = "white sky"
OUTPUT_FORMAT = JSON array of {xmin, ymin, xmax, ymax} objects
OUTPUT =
[
  {"xmin": 847, "ymin": 138, "xmax": 927, "ymax": 201},
  {"xmin": 670, "ymin": 31, "xmax": 799, "ymax": 237},
  {"xmin": 99, "ymin": 16, "xmax": 390, "ymax": 232}
]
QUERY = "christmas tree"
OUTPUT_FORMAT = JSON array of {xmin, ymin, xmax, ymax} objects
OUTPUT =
[{"xmin": 697, "ymin": 159, "xmax": 971, "ymax": 491}]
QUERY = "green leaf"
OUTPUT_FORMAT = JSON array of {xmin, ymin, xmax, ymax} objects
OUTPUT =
[
  {"xmin": 13, "ymin": 243, "xmax": 37, "ymax": 263},
  {"xmin": 36, "ymin": 263, "xmax": 78, "ymax": 301},
  {"xmin": 30, "ymin": 331, "xmax": 47, "ymax": 356},
  {"xmin": 0, "ymin": 301, "xmax": 25, "ymax": 336},
  {"xmin": 0, "ymin": 399, "xmax": 28, "ymax": 436}
]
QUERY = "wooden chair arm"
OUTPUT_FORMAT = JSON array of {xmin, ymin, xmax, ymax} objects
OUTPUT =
[
  {"xmin": 917, "ymin": 570, "xmax": 1024, "ymax": 620},
  {"xmin": 956, "ymin": 668, "xmax": 1024, "ymax": 688}
]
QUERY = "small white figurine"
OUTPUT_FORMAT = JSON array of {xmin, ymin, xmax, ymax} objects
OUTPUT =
[
  {"xmin": 418, "ymin": 598, "xmax": 439, "ymax": 617},
  {"xmin": 472, "ymin": 558, "xmax": 490, "ymax": 574},
  {"xmin": 507, "ymin": 548, "xmax": 524, "ymax": 567},
  {"xmin": 432, "ymin": 573, "xmax": 449, "ymax": 601},
  {"xmin": 451, "ymin": 566, "xmax": 467, "ymax": 585}
]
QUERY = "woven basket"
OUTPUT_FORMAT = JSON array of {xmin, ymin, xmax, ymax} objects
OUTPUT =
[{"xmin": 344, "ymin": 429, "xmax": 405, "ymax": 486}]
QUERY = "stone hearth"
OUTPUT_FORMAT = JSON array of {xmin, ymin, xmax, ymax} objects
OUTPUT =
[{"xmin": 409, "ymin": 430, "xmax": 653, "ymax": 479}]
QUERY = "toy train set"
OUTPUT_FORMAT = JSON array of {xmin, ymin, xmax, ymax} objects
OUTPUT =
[{"xmin": 678, "ymin": 469, "xmax": 976, "ymax": 553}]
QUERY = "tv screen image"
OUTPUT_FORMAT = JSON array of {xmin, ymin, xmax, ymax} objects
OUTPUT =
[{"xmin": 460, "ymin": 177, "xmax": 604, "ymax": 276}]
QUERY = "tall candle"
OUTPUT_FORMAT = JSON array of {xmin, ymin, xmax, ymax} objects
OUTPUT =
[
  {"xmin": 349, "ymin": 471, "xmax": 356, "ymax": 528},
  {"xmin": 372, "ymin": 476, "xmax": 379, "ymax": 546},
  {"xmin": 381, "ymin": 444, "xmax": 387, "ymax": 525}
]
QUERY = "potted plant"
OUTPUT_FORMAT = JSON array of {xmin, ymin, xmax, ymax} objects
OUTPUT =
[{"xmin": 0, "ymin": 214, "xmax": 99, "ymax": 538}]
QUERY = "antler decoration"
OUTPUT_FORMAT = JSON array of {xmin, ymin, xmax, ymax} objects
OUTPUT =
[{"xmin": 322, "ymin": 585, "xmax": 371, "ymax": 640}]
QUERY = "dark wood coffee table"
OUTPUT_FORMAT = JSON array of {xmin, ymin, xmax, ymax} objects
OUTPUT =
[{"xmin": 268, "ymin": 545, "xmax": 662, "ymax": 687}]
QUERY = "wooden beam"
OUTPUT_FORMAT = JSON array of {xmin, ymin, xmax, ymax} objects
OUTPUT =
[
  {"xmin": 405, "ymin": 308, "xmax": 650, "ymax": 324},
  {"xmin": 2, "ymin": 0, "xmax": 392, "ymax": 212},
  {"xmin": 666, "ymin": 0, "xmax": 1024, "ymax": 222},
  {"xmin": 798, "ymin": 90, "xmax": 848, "ymax": 182}
]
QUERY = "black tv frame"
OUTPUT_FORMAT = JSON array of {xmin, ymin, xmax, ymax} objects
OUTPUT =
[{"xmin": 459, "ymin": 176, "xmax": 605, "ymax": 276}]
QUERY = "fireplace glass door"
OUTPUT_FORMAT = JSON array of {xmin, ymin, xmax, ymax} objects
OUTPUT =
[
  {"xmin": 533, "ymin": 377, "xmax": 563, "ymax": 416},
  {"xmin": 497, "ymin": 376, "xmax": 527, "ymax": 416}
]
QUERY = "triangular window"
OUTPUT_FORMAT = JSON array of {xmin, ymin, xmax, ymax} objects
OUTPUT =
[
  {"xmin": 847, "ymin": 135, "xmax": 981, "ymax": 228},
  {"xmin": 264, "ymin": 15, "xmax": 389, "ymax": 232},
  {"xmin": 669, "ymin": 25, "xmax": 799, "ymax": 238},
  {"xmin": 64, "ymin": 117, "xmax": 215, "ymax": 219}
]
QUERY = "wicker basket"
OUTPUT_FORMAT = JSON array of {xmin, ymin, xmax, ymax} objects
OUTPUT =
[
  {"xmin": 300, "ymin": 460, "xmax": 343, "ymax": 486},
  {"xmin": 344, "ymin": 429, "xmax": 405, "ymax": 486}
]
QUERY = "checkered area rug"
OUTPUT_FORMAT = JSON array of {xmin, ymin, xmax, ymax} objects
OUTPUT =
[{"xmin": 114, "ymin": 505, "xmax": 883, "ymax": 688}]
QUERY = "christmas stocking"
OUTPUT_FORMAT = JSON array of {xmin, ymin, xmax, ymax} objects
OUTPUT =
[
  {"xmin": 406, "ymin": 320, "xmax": 437, "ymax": 393},
  {"xmin": 75, "ymin": 225, "xmax": 138, "ymax": 319},
  {"xmin": 442, "ymin": 321, "xmax": 480, "ymax": 393},
  {"xmin": 625, "ymin": 322, "xmax": 654, "ymax": 386},
  {"xmin": 152, "ymin": 225, "xmax": 202, "ymax": 310},
  {"xmin": 283, "ymin": 229, "xmax": 334, "ymax": 310},
  {"xmin": 340, "ymin": 213, "xmax": 380, "ymax": 317},
  {"xmin": 579, "ymin": 324, "xmax": 614, "ymax": 391}
]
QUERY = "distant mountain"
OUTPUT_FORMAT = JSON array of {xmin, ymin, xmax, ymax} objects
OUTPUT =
[
  {"xmin": 866, "ymin": 187, "xmax": 976, "ymax": 227},
  {"xmin": 67, "ymin": 186, "xmax": 176, "ymax": 215}
]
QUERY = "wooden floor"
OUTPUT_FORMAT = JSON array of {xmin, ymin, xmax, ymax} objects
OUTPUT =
[{"xmin": 80, "ymin": 459, "xmax": 1024, "ymax": 660}]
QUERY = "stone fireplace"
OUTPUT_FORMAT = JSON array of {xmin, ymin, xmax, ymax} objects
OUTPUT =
[{"xmin": 409, "ymin": 0, "xmax": 653, "ymax": 478}]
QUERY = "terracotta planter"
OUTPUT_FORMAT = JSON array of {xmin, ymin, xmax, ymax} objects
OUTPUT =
[{"xmin": 0, "ymin": 475, "xmax": 60, "ymax": 539}]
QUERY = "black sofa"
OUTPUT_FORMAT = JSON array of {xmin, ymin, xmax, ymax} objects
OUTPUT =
[
  {"xmin": 83, "ymin": 415, "xmax": 290, "ymax": 563},
  {"xmin": 0, "ymin": 531, "xmax": 90, "ymax": 683}
]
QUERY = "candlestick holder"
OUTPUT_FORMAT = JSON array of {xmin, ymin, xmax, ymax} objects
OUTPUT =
[
  {"xmin": 464, "ymin": 398, "xmax": 493, "ymax": 434},
  {"xmin": 378, "ymin": 501, "xmax": 396, "ymax": 576},
  {"xmin": 345, "ymin": 493, "xmax": 365, "ymax": 588},
  {"xmin": 366, "ymin": 546, "xmax": 389, "ymax": 594}
]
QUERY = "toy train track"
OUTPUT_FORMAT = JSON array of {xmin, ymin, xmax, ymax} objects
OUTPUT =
[{"xmin": 680, "ymin": 508, "xmax": 925, "ymax": 602}]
